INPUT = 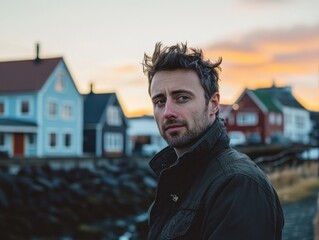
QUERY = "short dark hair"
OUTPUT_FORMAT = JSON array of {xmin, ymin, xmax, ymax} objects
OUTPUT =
[{"xmin": 142, "ymin": 42, "xmax": 222, "ymax": 103}]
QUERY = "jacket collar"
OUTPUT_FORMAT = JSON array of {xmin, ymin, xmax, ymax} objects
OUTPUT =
[{"xmin": 149, "ymin": 117, "xmax": 230, "ymax": 177}]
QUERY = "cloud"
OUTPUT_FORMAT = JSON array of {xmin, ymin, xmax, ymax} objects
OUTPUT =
[
  {"xmin": 90, "ymin": 63, "xmax": 146, "ymax": 89},
  {"xmin": 111, "ymin": 64, "xmax": 139, "ymax": 74},
  {"xmin": 204, "ymin": 24, "xmax": 319, "ymax": 110}
]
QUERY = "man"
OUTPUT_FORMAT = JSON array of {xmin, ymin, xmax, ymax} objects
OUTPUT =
[{"xmin": 142, "ymin": 42, "xmax": 284, "ymax": 239}]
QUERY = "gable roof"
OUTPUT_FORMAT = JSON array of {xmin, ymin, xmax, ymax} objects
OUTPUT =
[
  {"xmin": 251, "ymin": 89, "xmax": 282, "ymax": 112},
  {"xmin": 252, "ymin": 86, "xmax": 305, "ymax": 110},
  {"xmin": 83, "ymin": 92, "xmax": 115, "ymax": 124},
  {"xmin": 0, "ymin": 57, "xmax": 62, "ymax": 93}
]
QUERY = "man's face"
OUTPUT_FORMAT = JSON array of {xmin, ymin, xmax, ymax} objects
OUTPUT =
[{"xmin": 150, "ymin": 69, "xmax": 219, "ymax": 155}]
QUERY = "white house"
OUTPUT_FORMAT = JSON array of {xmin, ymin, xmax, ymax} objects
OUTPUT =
[{"xmin": 127, "ymin": 115, "xmax": 167, "ymax": 157}]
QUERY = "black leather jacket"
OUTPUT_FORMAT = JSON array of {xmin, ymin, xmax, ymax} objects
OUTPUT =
[{"xmin": 147, "ymin": 118, "xmax": 284, "ymax": 240}]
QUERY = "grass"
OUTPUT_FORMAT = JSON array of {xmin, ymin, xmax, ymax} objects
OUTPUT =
[
  {"xmin": 268, "ymin": 161, "xmax": 319, "ymax": 205},
  {"xmin": 268, "ymin": 161, "xmax": 319, "ymax": 239},
  {"xmin": 275, "ymin": 177, "xmax": 319, "ymax": 205}
]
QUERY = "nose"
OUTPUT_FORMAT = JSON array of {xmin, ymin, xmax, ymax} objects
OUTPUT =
[{"xmin": 164, "ymin": 100, "xmax": 177, "ymax": 119}]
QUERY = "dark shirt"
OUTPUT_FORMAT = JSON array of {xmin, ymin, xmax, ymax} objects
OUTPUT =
[{"xmin": 147, "ymin": 118, "xmax": 284, "ymax": 240}]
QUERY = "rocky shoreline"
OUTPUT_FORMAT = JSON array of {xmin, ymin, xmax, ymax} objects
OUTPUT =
[{"xmin": 0, "ymin": 160, "xmax": 156, "ymax": 239}]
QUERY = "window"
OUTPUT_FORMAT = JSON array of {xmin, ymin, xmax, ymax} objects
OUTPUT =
[
  {"xmin": 49, "ymin": 133, "xmax": 57, "ymax": 148},
  {"xmin": 62, "ymin": 105, "xmax": 72, "ymax": 119},
  {"xmin": 28, "ymin": 134, "xmax": 35, "ymax": 145},
  {"xmin": 237, "ymin": 112, "xmax": 258, "ymax": 126},
  {"xmin": 107, "ymin": 106, "xmax": 122, "ymax": 126},
  {"xmin": 21, "ymin": 100, "xmax": 30, "ymax": 115},
  {"xmin": 0, "ymin": 133, "xmax": 4, "ymax": 146},
  {"xmin": 269, "ymin": 113, "xmax": 275, "ymax": 125},
  {"xmin": 0, "ymin": 102, "xmax": 4, "ymax": 115},
  {"xmin": 48, "ymin": 101, "xmax": 57, "ymax": 117},
  {"xmin": 104, "ymin": 133, "xmax": 123, "ymax": 152},
  {"xmin": 55, "ymin": 72, "xmax": 65, "ymax": 92},
  {"xmin": 276, "ymin": 114, "xmax": 282, "ymax": 126},
  {"xmin": 285, "ymin": 114, "xmax": 291, "ymax": 125},
  {"xmin": 64, "ymin": 133, "xmax": 72, "ymax": 148},
  {"xmin": 296, "ymin": 115, "xmax": 304, "ymax": 128},
  {"xmin": 228, "ymin": 114, "xmax": 234, "ymax": 125}
]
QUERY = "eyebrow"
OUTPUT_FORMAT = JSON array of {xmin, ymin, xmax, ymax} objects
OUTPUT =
[{"xmin": 151, "ymin": 89, "xmax": 195, "ymax": 101}]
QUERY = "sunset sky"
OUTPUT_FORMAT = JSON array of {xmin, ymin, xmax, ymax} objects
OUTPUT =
[{"xmin": 1, "ymin": 0, "xmax": 318, "ymax": 116}]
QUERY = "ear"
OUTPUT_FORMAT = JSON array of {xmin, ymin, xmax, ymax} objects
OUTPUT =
[{"xmin": 209, "ymin": 92, "xmax": 220, "ymax": 117}]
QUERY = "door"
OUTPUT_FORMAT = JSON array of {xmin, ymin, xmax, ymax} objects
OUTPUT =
[{"xmin": 13, "ymin": 133, "xmax": 24, "ymax": 156}]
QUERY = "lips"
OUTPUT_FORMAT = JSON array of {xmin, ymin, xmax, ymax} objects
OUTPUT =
[{"xmin": 164, "ymin": 124, "xmax": 185, "ymax": 132}]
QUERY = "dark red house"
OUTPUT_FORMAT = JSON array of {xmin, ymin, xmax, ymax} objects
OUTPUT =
[{"xmin": 223, "ymin": 87, "xmax": 284, "ymax": 144}]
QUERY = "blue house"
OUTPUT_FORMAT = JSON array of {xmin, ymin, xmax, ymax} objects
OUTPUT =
[
  {"xmin": 0, "ymin": 53, "xmax": 83, "ymax": 158},
  {"xmin": 83, "ymin": 89, "xmax": 127, "ymax": 158}
]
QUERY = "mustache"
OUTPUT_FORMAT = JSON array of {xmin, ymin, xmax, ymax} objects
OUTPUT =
[{"xmin": 162, "ymin": 119, "xmax": 186, "ymax": 130}]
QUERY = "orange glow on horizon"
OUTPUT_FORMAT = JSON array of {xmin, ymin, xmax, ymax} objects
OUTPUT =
[{"xmin": 206, "ymin": 49, "xmax": 270, "ymax": 65}]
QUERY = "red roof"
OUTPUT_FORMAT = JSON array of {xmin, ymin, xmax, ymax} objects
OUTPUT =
[{"xmin": 0, "ymin": 57, "xmax": 62, "ymax": 93}]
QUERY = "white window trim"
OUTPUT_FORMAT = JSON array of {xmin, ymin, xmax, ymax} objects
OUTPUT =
[
  {"xmin": 276, "ymin": 114, "xmax": 282, "ymax": 126},
  {"xmin": 237, "ymin": 112, "xmax": 258, "ymax": 126},
  {"xmin": 62, "ymin": 129, "xmax": 74, "ymax": 151},
  {"xmin": 104, "ymin": 133, "xmax": 123, "ymax": 152},
  {"xmin": 269, "ymin": 112, "xmax": 276, "ymax": 125},
  {"xmin": 47, "ymin": 98, "xmax": 59, "ymax": 120},
  {"xmin": 106, "ymin": 106, "xmax": 122, "ymax": 126},
  {"xmin": 46, "ymin": 128, "xmax": 58, "ymax": 152},
  {"xmin": 61, "ymin": 101, "xmax": 74, "ymax": 121}
]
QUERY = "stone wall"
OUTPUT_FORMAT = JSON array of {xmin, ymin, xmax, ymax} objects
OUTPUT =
[{"xmin": 0, "ymin": 160, "xmax": 156, "ymax": 239}]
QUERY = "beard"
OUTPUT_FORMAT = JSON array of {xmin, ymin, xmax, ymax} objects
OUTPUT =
[{"xmin": 161, "ymin": 106, "xmax": 211, "ymax": 149}]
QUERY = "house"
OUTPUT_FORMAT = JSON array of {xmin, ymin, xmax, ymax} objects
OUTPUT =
[
  {"xmin": 83, "ymin": 89, "xmax": 128, "ymax": 158},
  {"xmin": 309, "ymin": 111, "xmax": 319, "ymax": 145},
  {"xmin": 224, "ymin": 84, "xmax": 311, "ymax": 144},
  {"xmin": 127, "ymin": 115, "xmax": 167, "ymax": 157},
  {"xmin": 0, "ymin": 48, "xmax": 83, "ymax": 158}
]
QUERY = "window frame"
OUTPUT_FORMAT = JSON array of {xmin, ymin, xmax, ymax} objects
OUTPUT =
[
  {"xmin": 0, "ymin": 100, "xmax": 5, "ymax": 116},
  {"xmin": 104, "ymin": 133, "xmax": 123, "ymax": 152},
  {"xmin": 64, "ymin": 132, "xmax": 72, "ymax": 148},
  {"xmin": 237, "ymin": 112, "xmax": 258, "ymax": 126},
  {"xmin": 17, "ymin": 97, "xmax": 33, "ymax": 117},
  {"xmin": 107, "ymin": 106, "xmax": 122, "ymax": 126},
  {"xmin": 47, "ymin": 100, "xmax": 58, "ymax": 119},
  {"xmin": 0, "ymin": 133, "xmax": 5, "ymax": 146},
  {"xmin": 49, "ymin": 132, "xmax": 57, "ymax": 148},
  {"xmin": 62, "ymin": 103, "xmax": 73, "ymax": 120}
]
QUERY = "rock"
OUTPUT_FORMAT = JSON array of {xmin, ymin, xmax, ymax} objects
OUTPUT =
[
  {"xmin": 0, "ymin": 159, "xmax": 157, "ymax": 239},
  {"xmin": 0, "ymin": 188, "xmax": 8, "ymax": 207},
  {"xmin": 73, "ymin": 224, "xmax": 104, "ymax": 240}
]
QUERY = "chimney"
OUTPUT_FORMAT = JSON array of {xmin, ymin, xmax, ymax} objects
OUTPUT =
[
  {"xmin": 35, "ymin": 43, "xmax": 40, "ymax": 63},
  {"xmin": 90, "ymin": 83, "xmax": 94, "ymax": 94}
]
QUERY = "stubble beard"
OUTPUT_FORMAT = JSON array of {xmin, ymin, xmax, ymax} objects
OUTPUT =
[{"xmin": 162, "ymin": 107, "xmax": 211, "ymax": 149}]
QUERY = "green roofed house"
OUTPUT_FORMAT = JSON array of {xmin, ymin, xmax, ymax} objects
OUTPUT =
[{"xmin": 223, "ymin": 83, "xmax": 311, "ymax": 145}]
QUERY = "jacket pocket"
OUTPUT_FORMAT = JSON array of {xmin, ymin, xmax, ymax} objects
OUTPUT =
[{"xmin": 163, "ymin": 201, "xmax": 199, "ymax": 239}]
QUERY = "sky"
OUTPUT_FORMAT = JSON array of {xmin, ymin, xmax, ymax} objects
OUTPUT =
[{"xmin": 1, "ymin": 0, "xmax": 318, "ymax": 117}]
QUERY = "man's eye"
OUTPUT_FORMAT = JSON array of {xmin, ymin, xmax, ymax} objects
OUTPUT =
[
  {"xmin": 177, "ymin": 96, "xmax": 189, "ymax": 102},
  {"xmin": 154, "ymin": 99, "xmax": 166, "ymax": 107}
]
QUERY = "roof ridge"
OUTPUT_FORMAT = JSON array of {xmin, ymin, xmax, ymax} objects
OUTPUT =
[{"xmin": 0, "ymin": 56, "xmax": 63, "ymax": 64}]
